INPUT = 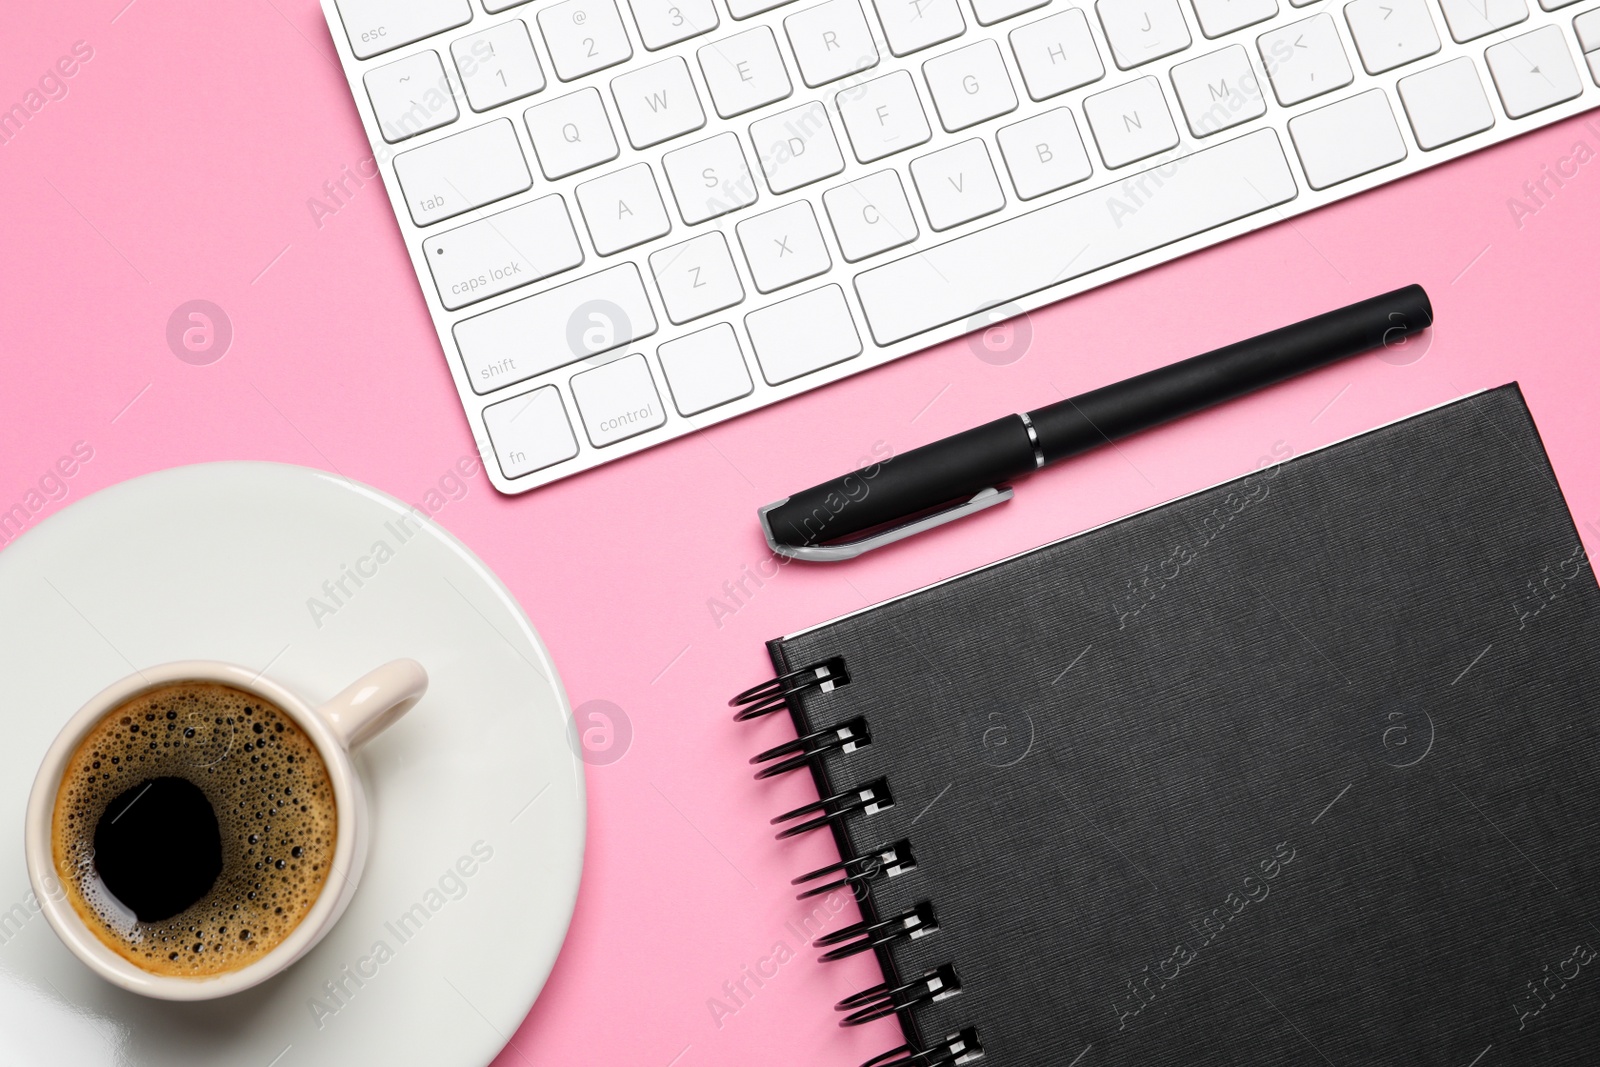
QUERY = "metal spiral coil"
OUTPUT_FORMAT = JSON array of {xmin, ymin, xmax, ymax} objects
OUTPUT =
[
  {"xmin": 750, "ymin": 717, "xmax": 870, "ymax": 778},
  {"xmin": 791, "ymin": 839, "xmax": 915, "ymax": 901},
  {"xmin": 814, "ymin": 902, "xmax": 937, "ymax": 962},
  {"xmin": 728, "ymin": 658, "xmax": 849, "ymax": 721},
  {"xmin": 734, "ymin": 662, "xmax": 983, "ymax": 1063},
  {"xmin": 860, "ymin": 1029, "xmax": 984, "ymax": 1067},
  {"xmin": 836, "ymin": 964, "xmax": 962, "ymax": 1026}
]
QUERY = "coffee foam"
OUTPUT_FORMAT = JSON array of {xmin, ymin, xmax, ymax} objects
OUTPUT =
[{"xmin": 51, "ymin": 682, "xmax": 337, "ymax": 978}]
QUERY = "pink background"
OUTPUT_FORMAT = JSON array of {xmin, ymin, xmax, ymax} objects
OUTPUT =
[{"xmin": 3, "ymin": 2, "xmax": 1599, "ymax": 1065}]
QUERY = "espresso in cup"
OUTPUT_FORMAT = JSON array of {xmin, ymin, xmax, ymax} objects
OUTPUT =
[{"xmin": 51, "ymin": 682, "xmax": 337, "ymax": 977}]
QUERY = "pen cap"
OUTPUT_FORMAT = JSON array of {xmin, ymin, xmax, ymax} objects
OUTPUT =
[{"xmin": 762, "ymin": 416, "xmax": 1037, "ymax": 550}]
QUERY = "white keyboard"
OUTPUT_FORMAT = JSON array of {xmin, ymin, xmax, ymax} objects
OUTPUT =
[{"xmin": 322, "ymin": 0, "xmax": 1600, "ymax": 495}]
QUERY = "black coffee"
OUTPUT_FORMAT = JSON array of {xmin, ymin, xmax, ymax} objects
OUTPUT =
[
  {"xmin": 94, "ymin": 776, "xmax": 223, "ymax": 923},
  {"xmin": 52, "ymin": 682, "xmax": 337, "ymax": 977}
]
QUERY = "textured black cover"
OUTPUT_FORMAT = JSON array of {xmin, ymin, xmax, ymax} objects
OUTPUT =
[{"xmin": 767, "ymin": 385, "xmax": 1600, "ymax": 1066}]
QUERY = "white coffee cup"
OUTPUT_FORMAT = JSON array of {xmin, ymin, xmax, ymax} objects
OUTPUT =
[{"xmin": 24, "ymin": 659, "xmax": 427, "ymax": 1001}]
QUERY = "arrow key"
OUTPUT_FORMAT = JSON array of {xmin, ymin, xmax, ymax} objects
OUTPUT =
[{"xmin": 1485, "ymin": 24, "xmax": 1583, "ymax": 117}]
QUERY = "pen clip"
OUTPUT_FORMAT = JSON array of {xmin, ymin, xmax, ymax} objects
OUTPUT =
[{"xmin": 759, "ymin": 487, "xmax": 1015, "ymax": 562}]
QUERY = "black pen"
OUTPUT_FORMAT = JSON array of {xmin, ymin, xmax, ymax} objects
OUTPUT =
[{"xmin": 758, "ymin": 284, "xmax": 1433, "ymax": 561}]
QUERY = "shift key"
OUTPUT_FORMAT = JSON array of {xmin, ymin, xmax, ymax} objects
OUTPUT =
[
  {"xmin": 453, "ymin": 264, "xmax": 658, "ymax": 394},
  {"xmin": 392, "ymin": 119, "xmax": 532, "ymax": 226},
  {"xmin": 424, "ymin": 196, "xmax": 585, "ymax": 310}
]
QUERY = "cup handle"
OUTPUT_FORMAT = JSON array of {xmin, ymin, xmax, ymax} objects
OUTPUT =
[{"xmin": 316, "ymin": 659, "xmax": 428, "ymax": 750}]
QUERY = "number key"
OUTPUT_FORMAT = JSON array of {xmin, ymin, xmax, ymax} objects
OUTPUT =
[
  {"xmin": 630, "ymin": 0, "xmax": 720, "ymax": 48},
  {"xmin": 538, "ymin": 0, "xmax": 634, "ymax": 81},
  {"xmin": 452, "ymin": 21, "xmax": 546, "ymax": 111}
]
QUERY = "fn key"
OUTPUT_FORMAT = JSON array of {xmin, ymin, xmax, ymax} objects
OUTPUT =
[{"xmin": 483, "ymin": 387, "xmax": 580, "ymax": 479}]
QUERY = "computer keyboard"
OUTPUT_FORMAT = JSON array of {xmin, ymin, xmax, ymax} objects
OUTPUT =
[{"xmin": 321, "ymin": 0, "xmax": 1600, "ymax": 495}]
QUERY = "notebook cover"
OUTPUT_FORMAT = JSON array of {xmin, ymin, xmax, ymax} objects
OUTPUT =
[{"xmin": 768, "ymin": 384, "xmax": 1600, "ymax": 1066}]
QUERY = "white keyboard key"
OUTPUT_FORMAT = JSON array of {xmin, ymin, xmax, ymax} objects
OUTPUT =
[
  {"xmin": 1485, "ymin": 25, "xmax": 1583, "ymax": 117},
  {"xmin": 454, "ymin": 264, "xmax": 658, "ymax": 391},
  {"xmin": 1192, "ymin": 0, "xmax": 1278, "ymax": 36},
  {"xmin": 335, "ymin": 0, "xmax": 471, "ymax": 60},
  {"xmin": 1225, "ymin": 0, "xmax": 1292, "ymax": 38},
  {"xmin": 836, "ymin": 70, "xmax": 933, "ymax": 161},
  {"xmin": 873, "ymin": 0, "xmax": 967, "ymax": 56},
  {"xmin": 737, "ymin": 201, "xmax": 833, "ymax": 291},
  {"xmin": 730, "ymin": 0, "xmax": 797, "ymax": 16},
  {"xmin": 854, "ymin": 128, "xmax": 1296, "ymax": 344},
  {"xmin": 393, "ymin": 118, "xmax": 532, "ymax": 225},
  {"xmin": 662, "ymin": 131, "xmax": 761, "ymax": 221},
  {"xmin": 1170, "ymin": 44, "xmax": 1268, "ymax": 137},
  {"xmin": 1258, "ymin": 15, "xmax": 1354, "ymax": 105},
  {"xmin": 1396, "ymin": 56, "xmax": 1495, "ymax": 148},
  {"xmin": 786, "ymin": 0, "xmax": 881, "ymax": 85},
  {"xmin": 365, "ymin": 51, "xmax": 458, "ymax": 143},
  {"xmin": 1097, "ymin": 0, "xmax": 1193, "ymax": 69},
  {"xmin": 612, "ymin": 57, "xmax": 707, "ymax": 148},
  {"xmin": 972, "ymin": 0, "xmax": 1051, "ymax": 25},
  {"xmin": 649, "ymin": 232, "xmax": 746, "ymax": 322},
  {"xmin": 570, "ymin": 353, "xmax": 668, "ymax": 446},
  {"xmin": 698, "ymin": 28, "xmax": 794, "ymax": 117},
  {"xmin": 525, "ymin": 88, "xmax": 621, "ymax": 178},
  {"xmin": 483, "ymin": 387, "xmax": 580, "ymax": 477},
  {"xmin": 745, "ymin": 285, "xmax": 862, "ymax": 383},
  {"xmin": 424, "ymin": 195, "xmax": 585, "ymax": 310},
  {"xmin": 486, "ymin": 0, "xmax": 533, "ymax": 10},
  {"xmin": 750, "ymin": 102, "xmax": 847, "ymax": 192},
  {"xmin": 1576, "ymin": 8, "xmax": 1600, "ymax": 50},
  {"xmin": 452, "ymin": 22, "xmax": 546, "ymax": 112},
  {"xmin": 1083, "ymin": 75, "xmax": 1179, "ymax": 166},
  {"xmin": 576, "ymin": 163, "xmax": 673, "ymax": 254},
  {"xmin": 1539, "ymin": 0, "xmax": 1582, "ymax": 9},
  {"xmin": 1437, "ymin": 0, "xmax": 1526, "ymax": 41},
  {"xmin": 823, "ymin": 170, "xmax": 920, "ymax": 260},
  {"xmin": 910, "ymin": 138, "xmax": 1007, "ymax": 229},
  {"xmin": 538, "ymin": 0, "xmax": 634, "ymax": 81},
  {"xmin": 923, "ymin": 40, "xmax": 1021, "ymax": 130},
  {"xmin": 630, "ymin": 0, "xmax": 720, "ymax": 48},
  {"xmin": 997, "ymin": 108, "xmax": 1094, "ymax": 197},
  {"xmin": 1345, "ymin": 0, "xmax": 1440, "ymax": 74},
  {"xmin": 1009, "ymin": 10, "xmax": 1107, "ymax": 100},
  {"xmin": 658, "ymin": 324, "xmax": 754, "ymax": 415},
  {"xmin": 1287, "ymin": 87, "xmax": 1407, "ymax": 188}
]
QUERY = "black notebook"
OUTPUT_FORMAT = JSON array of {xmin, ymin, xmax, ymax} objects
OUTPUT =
[{"xmin": 733, "ymin": 384, "xmax": 1600, "ymax": 1067}]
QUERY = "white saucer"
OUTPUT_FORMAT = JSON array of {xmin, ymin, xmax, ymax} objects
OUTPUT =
[{"xmin": 0, "ymin": 463, "xmax": 584, "ymax": 1066}]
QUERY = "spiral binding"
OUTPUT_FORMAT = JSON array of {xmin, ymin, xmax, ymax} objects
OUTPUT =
[{"xmin": 733, "ymin": 658, "xmax": 984, "ymax": 1067}]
